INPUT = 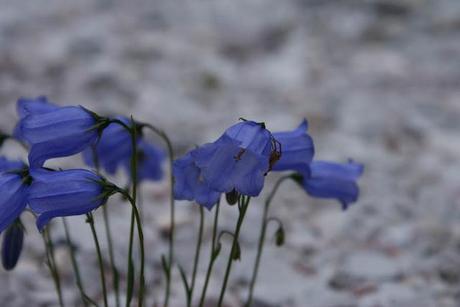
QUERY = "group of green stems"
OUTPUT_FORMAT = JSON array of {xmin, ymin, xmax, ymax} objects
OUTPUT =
[{"xmin": 40, "ymin": 118, "xmax": 288, "ymax": 307}]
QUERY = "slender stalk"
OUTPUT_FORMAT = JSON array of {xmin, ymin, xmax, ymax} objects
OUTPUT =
[
  {"xmin": 141, "ymin": 123, "xmax": 175, "ymax": 307},
  {"xmin": 92, "ymin": 146, "xmax": 121, "ymax": 307},
  {"xmin": 119, "ymin": 191, "xmax": 145, "ymax": 307},
  {"xmin": 188, "ymin": 206, "xmax": 204, "ymax": 306},
  {"xmin": 245, "ymin": 175, "xmax": 290, "ymax": 307},
  {"xmin": 42, "ymin": 230, "xmax": 65, "ymax": 307},
  {"xmin": 125, "ymin": 117, "xmax": 145, "ymax": 307},
  {"xmin": 217, "ymin": 196, "xmax": 251, "ymax": 307},
  {"xmin": 87, "ymin": 213, "xmax": 108, "ymax": 307},
  {"xmin": 62, "ymin": 218, "xmax": 95, "ymax": 307},
  {"xmin": 199, "ymin": 200, "xmax": 221, "ymax": 307}
]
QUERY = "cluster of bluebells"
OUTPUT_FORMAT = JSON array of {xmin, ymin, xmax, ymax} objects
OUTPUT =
[
  {"xmin": 0, "ymin": 94, "xmax": 363, "ymax": 307},
  {"xmin": 173, "ymin": 118, "xmax": 363, "ymax": 210},
  {"xmin": 0, "ymin": 97, "xmax": 165, "ymax": 271}
]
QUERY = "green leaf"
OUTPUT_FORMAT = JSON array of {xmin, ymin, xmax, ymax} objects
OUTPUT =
[{"xmin": 177, "ymin": 263, "xmax": 191, "ymax": 296}]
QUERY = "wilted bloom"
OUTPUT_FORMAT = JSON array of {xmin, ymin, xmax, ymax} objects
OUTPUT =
[
  {"xmin": 14, "ymin": 96, "xmax": 59, "ymax": 142},
  {"xmin": 173, "ymin": 151, "xmax": 221, "ymax": 210},
  {"xmin": 83, "ymin": 116, "xmax": 132, "ymax": 175},
  {"xmin": 298, "ymin": 160, "xmax": 364, "ymax": 209},
  {"xmin": 1, "ymin": 220, "xmax": 24, "ymax": 271},
  {"xmin": 17, "ymin": 103, "xmax": 109, "ymax": 167},
  {"xmin": 191, "ymin": 120, "xmax": 280, "ymax": 197},
  {"xmin": 0, "ymin": 169, "xmax": 30, "ymax": 233},
  {"xmin": 130, "ymin": 139, "xmax": 165, "ymax": 182},
  {"xmin": 29, "ymin": 169, "xmax": 108, "ymax": 231},
  {"xmin": 272, "ymin": 119, "xmax": 314, "ymax": 174}
]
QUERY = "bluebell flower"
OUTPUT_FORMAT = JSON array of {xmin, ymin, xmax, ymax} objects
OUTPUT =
[
  {"xmin": 300, "ymin": 160, "xmax": 364, "ymax": 209},
  {"xmin": 82, "ymin": 116, "xmax": 132, "ymax": 175},
  {"xmin": 130, "ymin": 139, "xmax": 165, "ymax": 182},
  {"xmin": 0, "ymin": 171, "xmax": 30, "ymax": 233},
  {"xmin": 1, "ymin": 220, "xmax": 24, "ymax": 271},
  {"xmin": 29, "ymin": 169, "xmax": 107, "ymax": 231},
  {"xmin": 191, "ymin": 120, "xmax": 280, "ymax": 197},
  {"xmin": 173, "ymin": 151, "xmax": 221, "ymax": 210},
  {"xmin": 17, "ymin": 104, "xmax": 107, "ymax": 167},
  {"xmin": 14, "ymin": 96, "xmax": 59, "ymax": 142},
  {"xmin": 272, "ymin": 119, "xmax": 314, "ymax": 174}
]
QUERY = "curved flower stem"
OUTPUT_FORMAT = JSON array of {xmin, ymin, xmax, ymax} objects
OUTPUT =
[
  {"xmin": 245, "ymin": 175, "xmax": 291, "ymax": 307},
  {"xmin": 188, "ymin": 206, "xmax": 204, "ymax": 306},
  {"xmin": 92, "ymin": 146, "xmax": 121, "ymax": 307},
  {"xmin": 140, "ymin": 123, "xmax": 175, "ymax": 307},
  {"xmin": 42, "ymin": 230, "xmax": 65, "ymax": 307},
  {"xmin": 62, "ymin": 218, "xmax": 96, "ymax": 307},
  {"xmin": 128, "ymin": 117, "xmax": 145, "ymax": 307},
  {"xmin": 199, "ymin": 200, "xmax": 220, "ymax": 307},
  {"xmin": 217, "ymin": 196, "xmax": 251, "ymax": 307},
  {"xmin": 87, "ymin": 213, "xmax": 108, "ymax": 307},
  {"xmin": 117, "ymin": 190, "xmax": 145, "ymax": 307}
]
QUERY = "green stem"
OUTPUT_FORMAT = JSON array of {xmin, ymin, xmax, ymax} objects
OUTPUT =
[
  {"xmin": 141, "ymin": 123, "xmax": 175, "ymax": 307},
  {"xmin": 199, "ymin": 200, "xmax": 220, "ymax": 307},
  {"xmin": 87, "ymin": 213, "xmax": 108, "ymax": 307},
  {"xmin": 245, "ymin": 175, "xmax": 290, "ymax": 307},
  {"xmin": 62, "ymin": 218, "xmax": 96, "ymax": 307},
  {"xmin": 92, "ymin": 146, "xmax": 121, "ymax": 307},
  {"xmin": 217, "ymin": 196, "xmax": 251, "ymax": 307},
  {"xmin": 125, "ymin": 117, "xmax": 145, "ymax": 307},
  {"xmin": 120, "ymin": 191, "xmax": 145, "ymax": 307},
  {"xmin": 42, "ymin": 230, "xmax": 65, "ymax": 307},
  {"xmin": 188, "ymin": 206, "xmax": 204, "ymax": 306}
]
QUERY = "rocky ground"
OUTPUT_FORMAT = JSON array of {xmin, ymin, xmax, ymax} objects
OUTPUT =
[{"xmin": 0, "ymin": 0, "xmax": 460, "ymax": 306}]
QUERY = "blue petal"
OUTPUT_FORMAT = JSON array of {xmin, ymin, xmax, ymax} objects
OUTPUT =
[
  {"xmin": 134, "ymin": 140, "xmax": 165, "ymax": 182},
  {"xmin": 173, "ymin": 152, "xmax": 221, "ymax": 209},
  {"xmin": 193, "ymin": 134, "xmax": 270, "ymax": 196},
  {"xmin": 303, "ymin": 160, "xmax": 364, "ymax": 209},
  {"xmin": 18, "ymin": 106, "xmax": 95, "ymax": 144},
  {"xmin": 0, "ymin": 157, "xmax": 26, "ymax": 173},
  {"xmin": 83, "ymin": 116, "xmax": 132, "ymax": 174},
  {"xmin": 0, "ymin": 174, "xmax": 28, "ymax": 233},
  {"xmin": 14, "ymin": 97, "xmax": 59, "ymax": 141},
  {"xmin": 29, "ymin": 133, "xmax": 97, "ymax": 167},
  {"xmin": 29, "ymin": 169, "xmax": 104, "ymax": 229},
  {"xmin": 1, "ymin": 221, "xmax": 24, "ymax": 270},
  {"xmin": 224, "ymin": 121, "xmax": 273, "ymax": 156},
  {"xmin": 272, "ymin": 119, "xmax": 314, "ymax": 173},
  {"xmin": 16, "ymin": 96, "xmax": 58, "ymax": 119}
]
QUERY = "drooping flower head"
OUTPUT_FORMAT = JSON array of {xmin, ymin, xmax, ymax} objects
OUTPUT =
[
  {"xmin": 15, "ymin": 97, "xmax": 111, "ymax": 167},
  {"xmin": 191, "ymin": 120, "xmax": 280, "ymax": 197},
  {"xmin": 297, "ymin": 160, "xmax": 364, "ymax": 210},
  {"xmin": 1, "ymin": 220, "xmax": 24, "ymax": 271},
  {"xmin": 173, "ymin": 151, "xmax": 221, "ymax": 210},
  {"xmin": 272, "ymin": 119, "xmax": 314, "ymax": 174},
  {"xmin": 82, "ymin": 116, "xmax": 132, "ymax": 175},
  {"xmin": 82, "ymin": 117, "xmax": 165, "ymax": 182},
  {"xmin": 28, "ymin": 169, "xmax": 110, "ymax": 231}
]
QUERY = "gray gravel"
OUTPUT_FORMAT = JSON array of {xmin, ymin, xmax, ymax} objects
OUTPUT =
[{"xmin": 1, "ymin": 0, "xmax": 460, "ymax": 306}]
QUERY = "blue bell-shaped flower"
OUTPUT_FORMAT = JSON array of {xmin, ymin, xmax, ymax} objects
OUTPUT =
[
  {"xmin": 173, "ymin": 151, "xmax": 221, "ymax": 210},
  {"xmin": 301, "ymin": 160, "xmax": 364, "ymax": 209},
  {"xmin": 29, "ymin": 168, "xmax": 108, "ymax": 231},
  {"xmin": 191, "ymin": 120, "xmax": 279, "ymax": 197}
]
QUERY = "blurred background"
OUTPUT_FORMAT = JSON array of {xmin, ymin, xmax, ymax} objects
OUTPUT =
[{"xmin": 1, "ymin": 0, "xmax": 460, "ymax": 306}]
